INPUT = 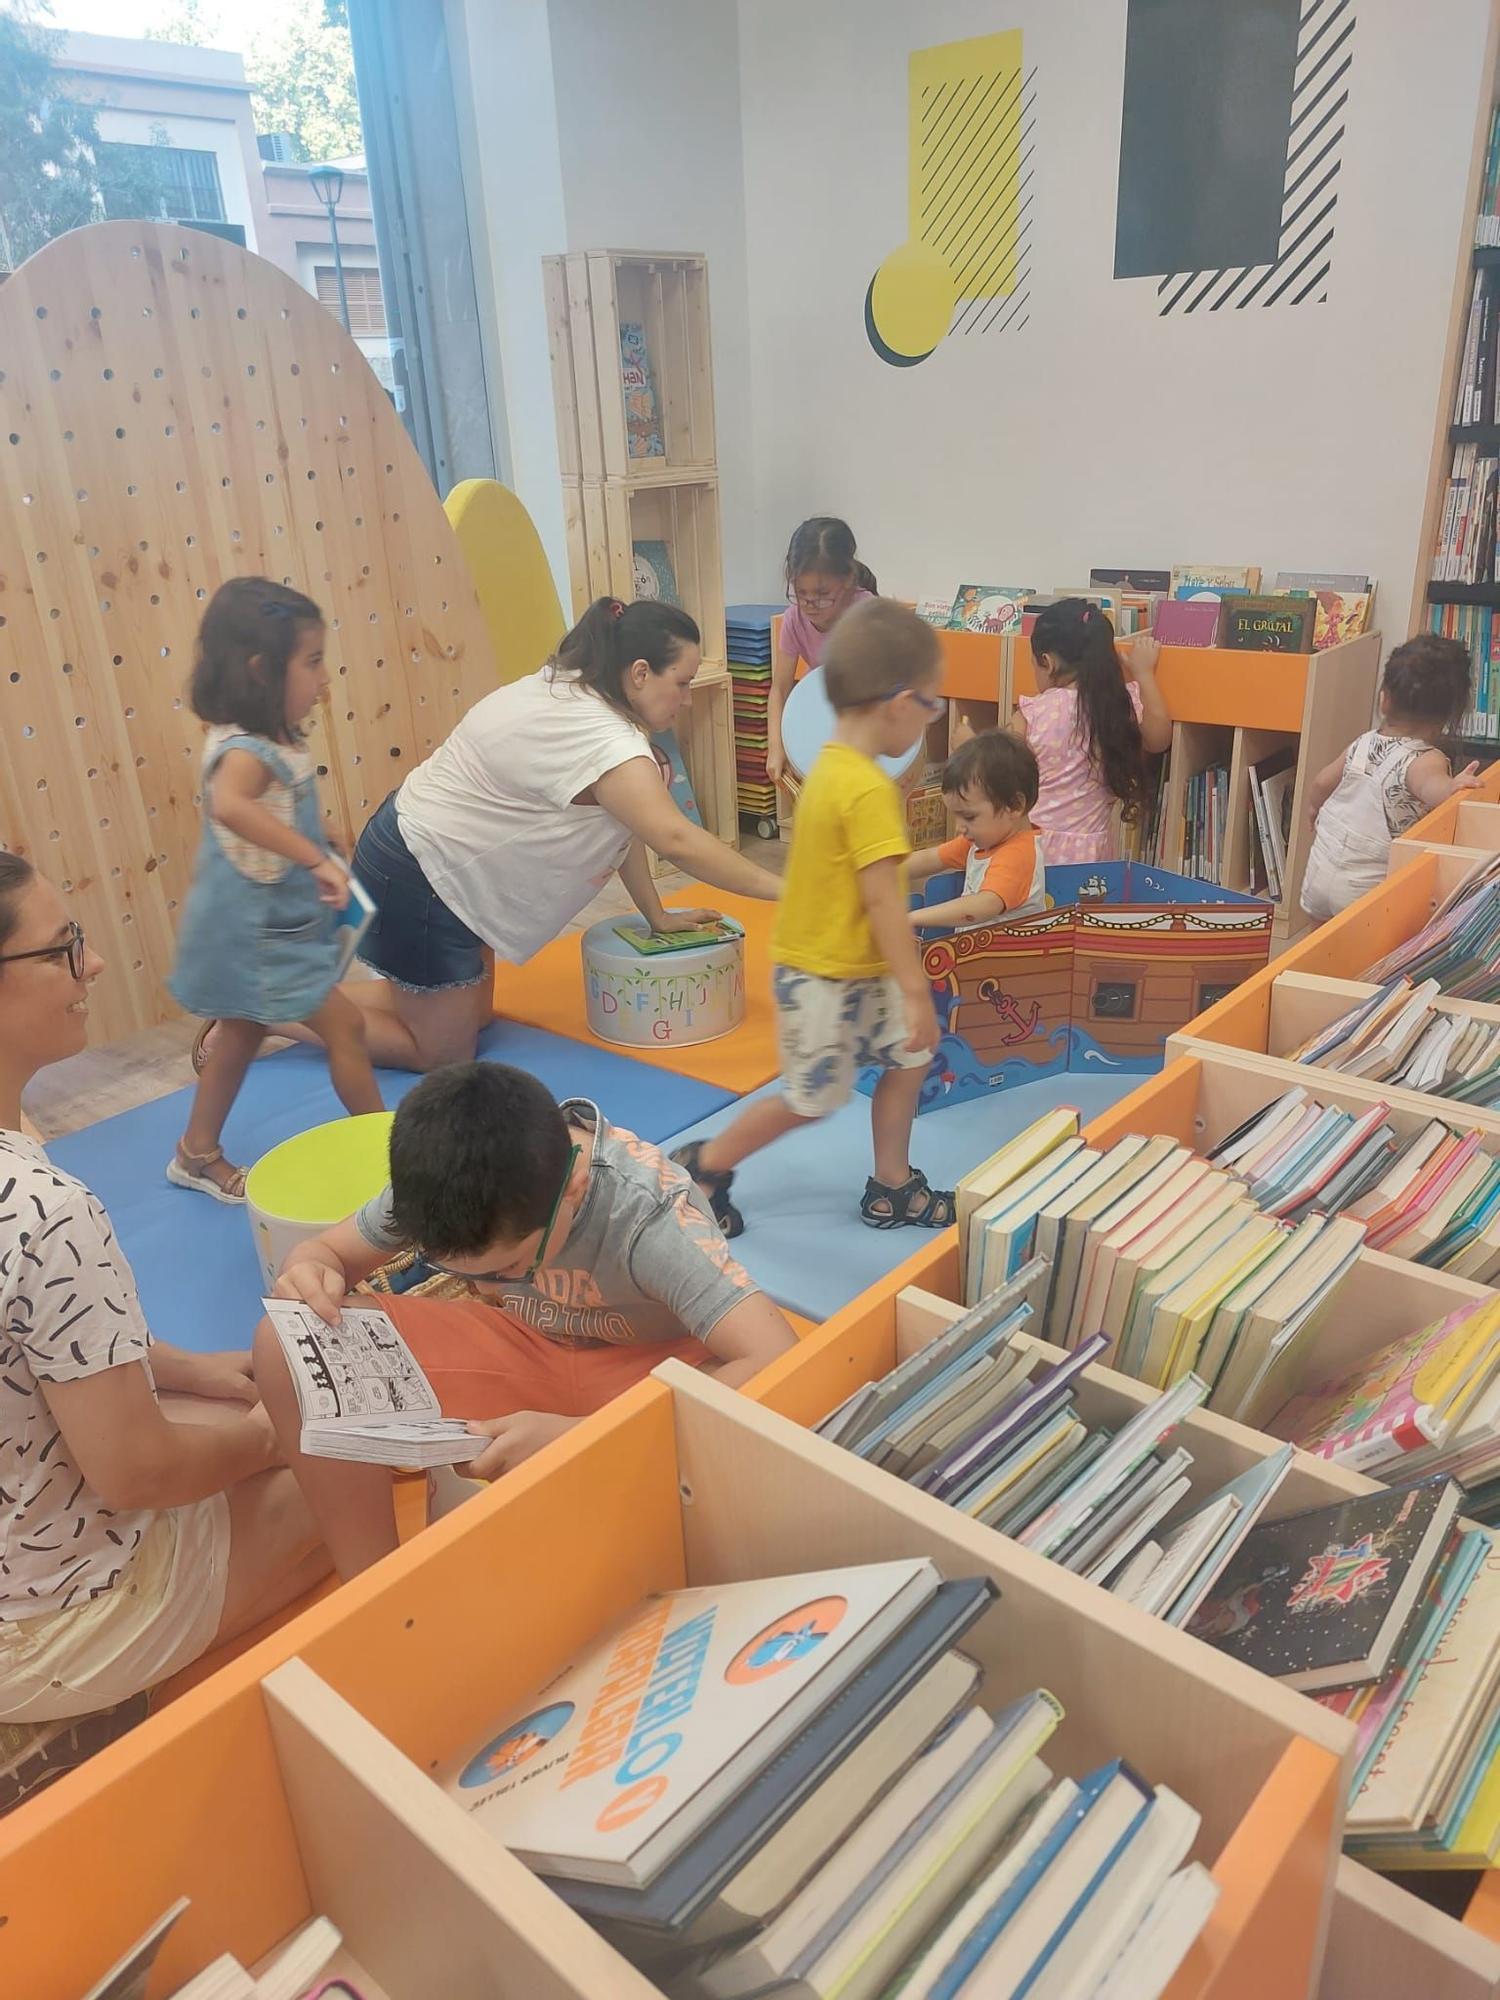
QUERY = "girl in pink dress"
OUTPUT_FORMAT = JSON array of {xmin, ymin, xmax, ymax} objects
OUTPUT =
[
  {"xmin": 1014, "ymin": 600, "xmax": 1172, "ymax": 865},
  {"xmin": 766, "ymin": 517, "xmax": 876, "ymax": 788}
]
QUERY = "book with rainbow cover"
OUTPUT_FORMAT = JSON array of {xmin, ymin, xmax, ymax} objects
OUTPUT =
[{"xmin": 441, "ymin": 1561, "xmax": 939, "ymax": 1886}]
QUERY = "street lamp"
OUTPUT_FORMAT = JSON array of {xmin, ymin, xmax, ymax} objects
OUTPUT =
[{"xmin": 308, "ymin": 164, "xmax": 350, "ymax": 334}]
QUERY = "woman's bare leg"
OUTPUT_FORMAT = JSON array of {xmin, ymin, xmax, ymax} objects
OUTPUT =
[{"xmin": 261, "ymin": 961, "xmax": 494, "ymax": 1073}]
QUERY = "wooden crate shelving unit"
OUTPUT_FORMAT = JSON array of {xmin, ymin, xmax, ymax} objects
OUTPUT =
[{"xmin": 545, "ymin": 250, "xmax": 733, "ymax": 853}]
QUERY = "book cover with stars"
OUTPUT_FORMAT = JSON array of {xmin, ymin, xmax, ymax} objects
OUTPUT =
[
  {"xmin": 439, "ymin": 1560, "xmax": 939, "ymax": 1887},
  {"xmin": 1185, "ymin": 1481, "xmax": 1462, "ymax": 1693}
]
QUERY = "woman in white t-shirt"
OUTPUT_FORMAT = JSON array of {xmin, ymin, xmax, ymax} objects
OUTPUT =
[
  {"xmin": 0, "ymin": 855, "xmax": 329, "ymax": 1723},
  {"xmin": 296, "ymin": 597, "xmax": 783, "ymax": 1071}
]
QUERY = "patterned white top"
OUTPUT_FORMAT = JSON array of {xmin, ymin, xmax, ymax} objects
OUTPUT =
[
  {"xmin": 0, "ymin": 1132, "xmax": 155, "ymax": 1617},
  {"xmin": 203, "ymin": 724, "xmax": 316, "ymax": 884}
]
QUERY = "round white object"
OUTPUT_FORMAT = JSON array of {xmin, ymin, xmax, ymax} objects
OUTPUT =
[
  {"xmin": 244, "ymin": 1111, "xmax": 395, "ymax": 1291},
  {"xmin": 781, "ymin": 667, "xmax": 924, "ymax": 783},
  {"xmin": 582, "ymin": 919, "xmax": 746, "ymax": 1049}
]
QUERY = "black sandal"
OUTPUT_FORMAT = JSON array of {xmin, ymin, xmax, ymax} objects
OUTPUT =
[
  {"xmin": 860, "ymin": 1168, "xmax": 957, "ymax": 1231},
  {"xmin": 671, "ymin": 1140, "xmax": 745, "ymax": 1238}
]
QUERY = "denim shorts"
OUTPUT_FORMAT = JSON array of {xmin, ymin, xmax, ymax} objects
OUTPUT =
[{"xmin": 353, "ymin": 793, "xmax": 488, "ymax": 993}]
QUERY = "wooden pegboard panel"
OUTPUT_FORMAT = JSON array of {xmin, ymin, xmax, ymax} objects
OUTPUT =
[{"xmin": 0, "ymin": 221, "xmax": 497, "ymax": 1044}]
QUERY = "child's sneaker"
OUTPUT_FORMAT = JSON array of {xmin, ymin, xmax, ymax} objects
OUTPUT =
[{"xmin": 671, "ymin": 1140, "xmax": 745, "ymax": 1238}]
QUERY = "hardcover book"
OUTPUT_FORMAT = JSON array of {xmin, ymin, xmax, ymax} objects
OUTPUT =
[
  {"xmin": 1169, "ymin": 564, "xmax": 1262, "ymax": 599},
  {"xmin": 619, "ymin": 321, "xmax": 665, "ymax": 459},
  {"xmin": 442, "ymin": 1561, "xmax": 940, "ymax": 1886},
  {"xmin": 633, "ymin": 539, "xmax": 681, "ymax": 606},
  {"xmin": 612, "ymin": 917, "xmax": 744, "ymax": 956},
  {"xmin": 1219, "ymin": 594, "xmax": 1316, "ymax": 652},
  {"xmin": 949, "ymin": 585, "xmax": 1033, "ymax": 634},
  {"xmin": 1185, "ymin": 1481, "xmax": 1462, "ymax": 1691},
  {"xmin": 1152, "ymin": 599, "xmax": 1222, "ymax": 647}
]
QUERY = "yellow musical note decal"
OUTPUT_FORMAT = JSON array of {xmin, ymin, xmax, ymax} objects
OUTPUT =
[{"xmin": 867, "ymin": 30, "xmax": 1031, "ymax": 367}]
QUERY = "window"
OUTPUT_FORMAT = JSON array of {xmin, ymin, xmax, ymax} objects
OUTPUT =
[
  {"xmin": 1196, "ymin": 980, "xmax": 1238, "ymax": 1013},
  {"xmin": 315, "ymin": 265, "xmax": 388, "ymax": 337},
  {"xmin": 97, "ymin": 142, "xmax": 225, "ymax": 224},
  {"xmin": 1091, "ymin": 980, "xmax": 1139, "ymax": 1021}
]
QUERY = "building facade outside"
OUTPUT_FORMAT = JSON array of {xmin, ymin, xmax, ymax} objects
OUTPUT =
[{"xmin": 49, "ymin": 31, "xmax": 396, "ymax": 393}]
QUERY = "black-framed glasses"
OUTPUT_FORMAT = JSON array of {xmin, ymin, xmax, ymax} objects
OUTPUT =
[
  {"xmin": 424, "ymin": 1144, "xmax": 580, "ymax": 1287},
  {"xmin": 790, "ymin": 587, "xmax": 841, "ymax": 611},
  {"xmin": 0, "ymin": 920, "xmax": 86, "ymax": 981}
]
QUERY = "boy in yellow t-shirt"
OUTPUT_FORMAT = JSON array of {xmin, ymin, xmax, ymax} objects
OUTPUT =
[{"xmin": 674, "ymin": 599, "xmax": 952, "ymax": 1236}]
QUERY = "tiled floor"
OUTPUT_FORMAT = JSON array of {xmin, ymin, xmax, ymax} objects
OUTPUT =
[{"xmin": 24, "ymin": 835, "xmax": 789, "ymax": 1141}]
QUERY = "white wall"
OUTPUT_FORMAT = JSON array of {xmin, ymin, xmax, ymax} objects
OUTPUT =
[
  {"xmin": 736, "ymin": 0, "xmax": 1491, "ymax": 621},
  {"xmin": 546, "ymin": 0, "xmax": 757, "ymax": 600}
]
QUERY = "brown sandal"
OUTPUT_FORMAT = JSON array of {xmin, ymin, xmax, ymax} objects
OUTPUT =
[
  {"xmin": 190, "ymin": 1020, "xmax": 217, "ymax": 1074},
  {"xmin": 167, "ymin": 1144, "xmax": 248, "ymax": 1204}
]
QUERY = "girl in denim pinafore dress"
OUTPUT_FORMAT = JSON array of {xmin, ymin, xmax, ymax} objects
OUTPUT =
[{"xmin": 167, "ymin": 579, "xmax": 383, "ymax": 1201}]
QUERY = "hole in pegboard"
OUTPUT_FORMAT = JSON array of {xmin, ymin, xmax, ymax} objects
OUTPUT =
[
  {"xmin": 48, "ymin": 369, "xmax": 60, "ymax": 383},
  {"xmin": 236, "ymin": 306, "xmax": 247, "ymax": 319},
  {"xmin": 102, "ymin": 368, "xmax": 113, "ymax": 381}
]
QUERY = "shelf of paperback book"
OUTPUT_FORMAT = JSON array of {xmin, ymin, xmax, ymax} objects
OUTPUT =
[{"xmin": 0, "ymin": 1371, "xmax": 1346, "ymax": 2000}]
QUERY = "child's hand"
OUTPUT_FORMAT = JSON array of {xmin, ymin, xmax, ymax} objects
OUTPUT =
[
  {"xmin": 461, "ymin": 1410, "xmax": 577, "ymax": 1480},
  {"xmin": 902, "ymin": 987, "xmax": 941, "ymax": 1054},
  {"xmin": 1455, "ymin": 761, "xmax": 1484, "ymax": 792},
  {"xmin": 654, "ymin": 907, "xmax": 722, "ymax": 934},
  {"xmin": 766, "ymin": 743, "xmax": 786, "ymax": 787},
  {"xmin": 1128, "ymin": 634, "xmax": 1161, "ymax": 676},
  {"xmin": 310, "ymin": 857, "xmax": 351, "ymax": 909}
]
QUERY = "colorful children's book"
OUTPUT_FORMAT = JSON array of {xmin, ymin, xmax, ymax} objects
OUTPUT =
[
  {"xmin": 1218, "ymin": 593, "xmax": 1316, "ymax": 653},
  {"xmin": 1168, "ymin": 564, "xmax": 1261, "ymax": 599},
  {"xmin": 914, "ymin": 595, "xmax": 960, "ymax": 628},
  {"xmin": 619, "ymin": 321, "xmax": 665, "ymax": 459},
  {"xmin": 443, "ymin": 1561, "xmax": 940, "ymax": 1886},
  {"xmin": 949, "ymin": 584, "xmax": 1033, "ymax": 634},
  {"xmin": 633, "ymin": 539, "xmax": 681, "ymax": 605},
  {"xmin": 332, "ymin": 865, "xmax": 375, "ymax": 979},
  {"xmin": 1186, "ymin": 1481, "xmax": 1462, "ymax": 1692},
  {"xmin": 611, "ymin": 917, "xmax": 745, "ymax": 956}
]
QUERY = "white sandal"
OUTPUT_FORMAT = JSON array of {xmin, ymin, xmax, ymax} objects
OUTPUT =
[{"xmin": 167, "ymin": 1144, "xmax": 248, "ymax": 1204}]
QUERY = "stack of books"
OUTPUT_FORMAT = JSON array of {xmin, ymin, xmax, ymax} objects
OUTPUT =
[
  {"xmin": 1247, "ymin": 748, "xmax": 1295, "ymax": 902},
  {"xmin": 438, "ymin": 1561, "xmax": 1219, "ymax": 1999},
  {"xmin": 1428, "ymin": 600, "xmax": 1500, "ymax": 741},
  {"xmin": 817, "ymin": 1261, "xmax": 1297, "ymax": 1631},
  {"xmin": 86, "ymin": 1909, "xmax": 343, "ymax": 2000},
  {"xmin": 1120, "ymin": 759, "xmax": 1168, "ymax": 867},
  {"xmin": 956, "ymin": 1111, "xmax": 1367, "ymax": 1425},
  {"xmin": 727, "ymin": 604, "xmax": 780, "ymax": 825},
  {"xmin": 1477, "ymin": 101, "xmax": 1500, "ymax": 247},
  {"xmin": 1430, "ymin": 441, "xmax": 1499, "ymax": 588},
  {"xmin": 1181, "ymin": 763, "xmax": 1229, "ymax": 884},
  {"xmin": 1288, "ymin": 975, "xmax": 1500, "ymax": 1110},
  {"xmin": 1364, "ymin": 853, "xmax": 1500, "ymax": 1000},
  {"xmin": 1454, "ymin": 264, "xmax": 1500, "ymax": 427},
  {"xmin": 1272, "ymin": 1292, "xmax": 1500, "ymax": 1495}
]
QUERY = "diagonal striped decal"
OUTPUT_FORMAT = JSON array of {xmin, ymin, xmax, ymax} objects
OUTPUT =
[{"xmin": 1157, "ymin": 0, "xmax": 1351, "ymax": 314}]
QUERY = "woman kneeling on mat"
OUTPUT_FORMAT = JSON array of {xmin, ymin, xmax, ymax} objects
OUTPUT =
[
  {"xmin": 262, "ymin": 597, "xmax": 784, "ymax": 1073},
  {"xmin": 0, "ymin": 857, "xmax": 329, "ymax": 1725}
]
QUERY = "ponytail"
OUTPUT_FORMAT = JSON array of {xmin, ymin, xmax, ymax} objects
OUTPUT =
[
  {"xmin": 784, "ymin": 517, "xmax": 877, "ymax": 598},
  {"xmin": 551, "ymin": 596, "xmax": 701, "ymax": 729},
  {"xmin": 1030, "ymin": 597, "xmax": 1149, "ymax": 815}
]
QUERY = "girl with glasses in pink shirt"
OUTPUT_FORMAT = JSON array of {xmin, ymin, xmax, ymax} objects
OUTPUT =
[{"xmin": 766, "ymin": 516, "xmax": 876, "ymax": 790}]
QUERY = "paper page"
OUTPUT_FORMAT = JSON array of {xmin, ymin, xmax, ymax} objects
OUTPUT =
[{"xmin": 263, "ymin": 1298, "xmax": 443, "ymax": 1426}]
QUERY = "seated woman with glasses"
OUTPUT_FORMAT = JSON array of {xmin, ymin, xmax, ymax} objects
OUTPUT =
[
  {"xmin": 253, "ymin": 1061, "xmax": 797, "ymax": 1580},
  {"xmin": 0, "ymin": 856, "xmax": 329, "ymax": 1725},
  {"xmin": 766, "ymin": 516, "xmax": 877, "ymax": 792}
]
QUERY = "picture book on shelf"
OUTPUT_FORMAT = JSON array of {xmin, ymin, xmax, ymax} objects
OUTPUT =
[
  {"xmin": 914, "ymin": 595, "xmax": 960, "ymax": 628},
  {"xmin": 633, "ymin": 539, "xmax": 681, "ymax": 606},
  {"xmin": 442, "ymin": 1561, "xmax": 940, "ymax": 1887},
  {"xmin": 261, "ymin": 1298, "xmax": 478, "ymax": 1468},
  {"xmin": 1090, "ymin": 567, "xmax": 1172, "ymax": 593},
  {"xmin": 619, "ymin": 320, "xmax": 665, "ymax": 459},
  {"xmin": 949, "ymin": 584, "xmax": 1032, "ymax": 634},
  {"xmin": 1186, "ymin": 1480, "xmax": 1463, "ymax": 1692},
  {"xmin": 1218, "ymin": 593, "xmax": 1316, "ymax": 652},
  {"xmin": 1168, "ymin": 564, "xmax": 1261, "ymax": 599},
  {"xmin": 1152, "ymin": 599, "xmax": 1221, "ymax": 647}
]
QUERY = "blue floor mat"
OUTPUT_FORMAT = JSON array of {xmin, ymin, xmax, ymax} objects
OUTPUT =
[
  {"xmin": 662, "ymin": 1073, "xmax": 1144, "ymax": 1324},
  {"xmin": 47, "ymin": 1022, "xmax": 735, "ymax": 1352}
]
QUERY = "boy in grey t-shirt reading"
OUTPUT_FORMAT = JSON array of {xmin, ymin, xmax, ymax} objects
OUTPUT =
[{"xmin": 253, "ymin": 1063, "xmax": 796, "ymax": 1578}]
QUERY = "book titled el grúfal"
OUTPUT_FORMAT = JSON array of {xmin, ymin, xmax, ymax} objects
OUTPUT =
[
  {"xmin": 442, "ymin": 1560, "xmax": 940, "ymax": 1887},
  {"xmin": 1219, "ymin": 594, "xmax": 1317, "ymax": 653},
  {"xmin": 1185, "ymin": 1480, "xmax": 1462, "ymax": 1692}
]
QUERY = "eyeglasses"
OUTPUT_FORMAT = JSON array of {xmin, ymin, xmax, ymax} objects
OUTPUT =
[
  {"xmin": 790, "ymin": 587, "xmax": 841, "ymax": 611},
  {"xmin": 423, "ymin": 1144, "xmax": 581, "ymax": 1287},
  {"xmin": 0, "ymin": 920, "xmax": 87, "ymax": 981},
  {"xmin": 888, "ymin": 686, "xmax": 946, "ymax": 717}
]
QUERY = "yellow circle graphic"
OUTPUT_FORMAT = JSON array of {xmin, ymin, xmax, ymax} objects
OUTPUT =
[{"xmin": 866, "ymin": 240, "xmax": 957, "ymax": 366}]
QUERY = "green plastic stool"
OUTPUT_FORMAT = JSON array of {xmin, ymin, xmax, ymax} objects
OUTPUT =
[{"xmin": 245, "ymin": 1111, "xmax": 395, "ymax": 1289}]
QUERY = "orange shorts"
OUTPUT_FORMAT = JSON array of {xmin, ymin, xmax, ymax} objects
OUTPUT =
[{"xmin": 379, "ymin": 1291, "xmax": 709, "ymax": 1422}]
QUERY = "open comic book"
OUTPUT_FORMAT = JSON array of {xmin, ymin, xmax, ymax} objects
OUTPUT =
[{"xmin": 262, "ymin": 1298, "xmax": 477, "ymax": 1467}]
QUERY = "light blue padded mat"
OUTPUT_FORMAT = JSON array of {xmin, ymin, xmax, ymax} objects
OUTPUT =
[
  {"xmin": 46, "ymin": 1022, "xmax": 736, "ymax": 1351},
  {"xmin": 661, "ymin": 1073, "xmax": 1144, "ymax": 1323}
]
